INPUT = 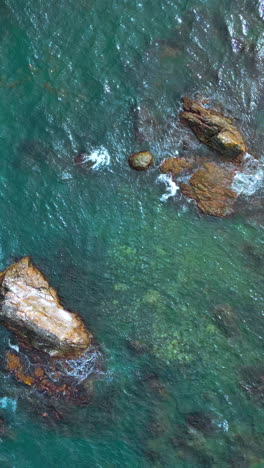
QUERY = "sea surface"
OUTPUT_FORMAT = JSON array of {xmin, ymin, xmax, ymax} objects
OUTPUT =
[{"xmin": 0, "ymin": 0, "xmax": 264, "ymax": 466}]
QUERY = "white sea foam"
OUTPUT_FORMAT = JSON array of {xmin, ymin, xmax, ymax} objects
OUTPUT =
[
  {"xmin": 80, "ymin": 147, "xmax": 111, "ymax": 171},
  {"xmin": 8, "ymin": 340, "xmax": 19, "ymax": 353},
  {"xmin": 157, "ymin": 174, "xmax": 179, "ymax": 202},
  {"xmin": 232, "ymin": 153, "xmax": 264, "ymax": 196},
  {"xmin": 0, "ymin": 397, "xmax": 17, "ymax": 412}
]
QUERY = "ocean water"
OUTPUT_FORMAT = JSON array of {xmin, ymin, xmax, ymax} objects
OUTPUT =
[{"xmin": 0, "ymin": 0, "xmax": 263, "ymax": 466}]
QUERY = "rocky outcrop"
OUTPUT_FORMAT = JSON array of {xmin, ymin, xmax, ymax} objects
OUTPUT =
[
  {"xmin": 0, "ymin": 257, "xmax": 92, "ymax": 357},
  {"xmin": 180, "ymin": 97, "xmax": 246, "ymax": 159},
  {"xmin": 159, "ymin": 157, "xmax": 192, "ymax": 177},
  {"xmin": 128, "ymin": 151, "xmax": 154, "ymax": 170},
  {"xmin": 180, "ymin": 162, "xmax": 236, "ymax": 216}
]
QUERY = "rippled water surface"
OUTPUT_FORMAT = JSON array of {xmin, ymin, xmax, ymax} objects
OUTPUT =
[{"xmin": 0, "ymin": 0, "xmax": 264, "ymax": 466}]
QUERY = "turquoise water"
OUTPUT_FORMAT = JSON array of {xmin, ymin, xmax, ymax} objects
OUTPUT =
[{"xmin": 0, "ymin": 0, "xmax": 264, "ymax": 466}]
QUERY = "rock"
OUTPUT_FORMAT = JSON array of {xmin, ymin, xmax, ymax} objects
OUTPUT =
[
  {"xmin": 185, "ymin": 411, "xmax": 214, "ymax": 434},
  {"xmin": 126, "ymin": 340, "xmax": 148, "ymax": 355},
  {"xmin": 74, "ymin": 152, "xmax": 89, "ymax": 165},
  {"xmin": 128, "ymin": 151, "xmax": 154, "ymax": 171},
  {"xmin": 0, "ymin": 257, "xmax": 92, "ymax": 357},
  {"xmin": 180, "ymin": 97, "xmax": 246, "ymax": 159},
  {"xmin": 4, "ymin": 344, "xmax": 101, "ymax": 404},
  {"xmin": 180, "ymin": 162, "xmax": 237, "ymax": 217},
  {"xmin": 159, "ymin": 157, "xmax": 192, "ymax": 177},
  {"xmin": 240, "ymin": 365, "xmax": 264, "ymax": 407},
  {"xmin": 212, "ymin": 304, "xmax": 239, "ymax": 337}
]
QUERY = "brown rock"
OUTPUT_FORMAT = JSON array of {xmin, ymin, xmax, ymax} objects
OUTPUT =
[
  {"xmin": 159, "ymin": 157, "xmax": 192, "ymax": 177},
  {"xmin": 0, "ymin": 257, "xmax": 92, "ymax": 357},
  {"xmin": 180, "ymin": 97, "xmax": 246, "ymax": 159},
  {"xmin": 180, "ymin": 162, "xmax": 237, "ymax": 217},
  {"xmin": 4, "ymin": 346, "xmax": 99, "ymax": 404},
  {"xmin": 128, "ymin": 151, "xmax": 154, "ymax": 171}
]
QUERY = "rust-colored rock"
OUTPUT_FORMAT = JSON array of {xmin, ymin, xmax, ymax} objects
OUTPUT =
[
  {"xmin": 180, "ymin": 162, "xmax": 237, "ymax": 217},
  {"xmin": 0, "ymin": 257, "xmax": 92, "ymax": 357},
  {"xmin": 180, "ymin": 97, "xmax": 246, "ymax": 159},
  {"xmin": 128, "ymin": 151, "xmax": 154, "ymax": 171},
  {"xmin": 4, "ymin": 345, "xmax": 100, "ymax": 404},
  {"xmin": 159, "ymin": 157, "xmax": 192, "ymax": 177},
  {"xmin": 6, "ymin": 351, "xmax": 34, "ymax": 386}
]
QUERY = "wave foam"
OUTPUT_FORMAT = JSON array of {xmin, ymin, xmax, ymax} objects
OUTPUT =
[
  {"xmin": 157, "ymin": 174, "xmax": 179, "ymax": 202},
  {"xmin": 232, "ymin": 153, "xmax": 264, "ymax": 196},
  {"xmin": 80, "ymin": 147, "xmax": 110, "ymax": 171},
  {"xmin": 0, "ymin": 397, "xmax": 17, "ymax": 413}
]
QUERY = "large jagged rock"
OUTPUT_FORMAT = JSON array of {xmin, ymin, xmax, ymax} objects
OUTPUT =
[
  {"xmin": 159, "ymin": 157, "xmax": 192, "ymax": 177},
  {"xmin": 180, "ymin": 162, "xmax": 237, "ymax": 217},
  {"xmin": 180, "ymin": 97, "xmax": 246, "ymax": 159},
  {"xmin": 0, "ymin": 257, "xmax": 92, "ymax": 357}
]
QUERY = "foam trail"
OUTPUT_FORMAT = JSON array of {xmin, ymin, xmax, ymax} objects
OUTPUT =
[
  {"xmin": 232, "ymin": 153, "xmax": 264, "ymax": 196},
  {"xmin": 157, "ymin": 174, "xmax": 179, "ymax": 202},
  {"xmin": 80, "ymin": 147, "xmax": 110, "ymax": 171}
]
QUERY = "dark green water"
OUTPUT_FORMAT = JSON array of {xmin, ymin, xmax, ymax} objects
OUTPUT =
[{"xmin": 0, "ymin": 0, "xmax": 264, "ymax": 466}]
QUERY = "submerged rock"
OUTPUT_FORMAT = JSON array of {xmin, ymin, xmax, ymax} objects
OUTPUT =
[
  {"xmin": 126, "ymin": 340, "xmax": 149, "ymax": 355},
  {"xmin": 185, "ymin": 411, "xmax": 215, "ymax": 434},
  {"xmin": 180, "ymin": 97, "xmax": 246, "ymax": 159},
  {"xmin": 128, "ymin": 151, "xmax": 154, "ymax": 171},
  {"xmin": 4, "ymin": 344, "xmax": 101, "ymax": 404},
  {"xmin": 0, "ymin": 257, "xmax": 92, "ymax": 357},
  {"xmin": 212, "ymin": 304, "xmax": 239, "ymax": 337},
  {"xmin": 180, "ymin": 162, "xmax": 237, "ymax": 217},
  {"xmin": 240, "ymin": 365, "xmax": 264, "ymax": 407},
  {"xmin": 159, "ymin": 157, "xmax": 192, "ymax": 177}
]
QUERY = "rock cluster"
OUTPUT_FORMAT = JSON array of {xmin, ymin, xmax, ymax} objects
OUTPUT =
[{"xmin": 128, "ymin": 97, "xmax": 249, "ymax": 217}]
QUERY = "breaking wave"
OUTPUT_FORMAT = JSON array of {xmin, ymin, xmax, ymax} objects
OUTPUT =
[
  {"xmin": 78, "ymin": 147, "xmax": 111, "ymax": 171},
  {"xmin": 232, "ymin": 153, "xmax": 264, "ymax": 196},
  {"xmin": 157, "ymin": 174, "xmax": 179, "ymax": 202}
]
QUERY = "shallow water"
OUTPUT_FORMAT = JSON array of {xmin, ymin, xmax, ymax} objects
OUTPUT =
[{"xmin": 0, "ymin": 0, "xmax": 264, "ymax": 466}]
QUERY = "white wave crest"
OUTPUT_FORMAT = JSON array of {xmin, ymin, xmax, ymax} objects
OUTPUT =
[
  {"xmin": 80, "ymin": 147, "xmax": 110, "ymax": 171},
  {"xmin": 157, "ymin": 174, "xmax": 179, "ymax": 202},
  {"xmin": 232, "ymin": 153, "xmax": 264, "ymax": 196}
]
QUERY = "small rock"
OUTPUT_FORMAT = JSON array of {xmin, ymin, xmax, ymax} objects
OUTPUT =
[{"xmin": 128, "ymin": 151, "xmax": 154, "ymax": 171}]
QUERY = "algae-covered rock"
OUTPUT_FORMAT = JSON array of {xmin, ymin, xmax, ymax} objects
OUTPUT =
[
  {"xmin": 152, "ymin": 322, "xmax": 193, "ymax": 364},
  {"xmin": 143, "ymin": 290, "xmax": 161, "ymax": 305},
  {"xmin": 180, "ymin": 162, "xmax": 237, "ymax": 217},
  {"xmin": 180, "ymin": 97, "xmax": 246, "ymax": 159},
  {"xmin": 128, "ymin": 151, "xmax": 154, "ymax": 170},
  {"xmin": 0, "ymin": 257, "xmax": 92, "ymax": 357},
  {"xmin": 159, "ymin": 157, "xmax": 192, "ymax": 177}
]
